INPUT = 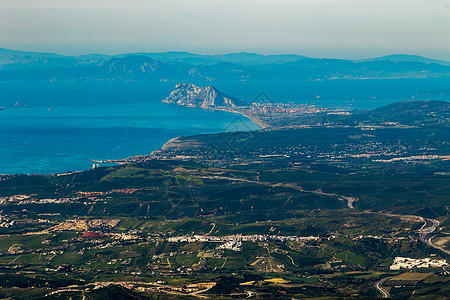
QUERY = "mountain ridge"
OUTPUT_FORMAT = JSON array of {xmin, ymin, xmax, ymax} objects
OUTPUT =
[
  {"xmin": 2, "ymin": 47, "xmax": 450, "ymax": 66},
  {"xmin": 1, "ymin": 48, "xmax": 450, "ymax": 81},
  {"xmin": 99, "ymin": 55, "xmax": 209, "ymax": 80},
  {"xmin": 361, "ymin": 54, "xmax": 450, "ymax": 66}
]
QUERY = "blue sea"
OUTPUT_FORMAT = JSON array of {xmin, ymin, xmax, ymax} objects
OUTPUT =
[
  {"xmin": 0, "ymin": 78, "xmax": 448, "ymax": 174},
  {"xmin": 0, "ymin": 81, "xmax": 259, "ymax": 174}
]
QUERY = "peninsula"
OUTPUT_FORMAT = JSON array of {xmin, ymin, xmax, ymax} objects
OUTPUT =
[
  {"xmin": 163, "ymin": 83, "xmax": 271, "ymax": 129},
  {"xmin": 162, "ymin": 83, "xmax": 351, "ymax": 130}
]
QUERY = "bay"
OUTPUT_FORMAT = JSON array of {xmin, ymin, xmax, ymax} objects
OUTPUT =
[
  {"xmin": 0, "ymin": 77, "xmax": 448, "ymax": 174},
  {"xmin": 0, "ymin": 82, "xmax": 258, "ymax": 174}
]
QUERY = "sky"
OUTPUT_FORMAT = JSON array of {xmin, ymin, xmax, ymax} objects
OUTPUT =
[{"xmin": 0, "ymin": 0, "xmax": 449, "ymax": 59}]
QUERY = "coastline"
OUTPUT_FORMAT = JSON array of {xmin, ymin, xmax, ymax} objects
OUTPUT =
[
  {"xmin": 12, "ymin": 105, "xmax": 267, "ymax": 175},
  {"xmin": 242, "ymin": 113, "xmax": 269, "ymax": 130},
  {"xmin": 212, "ymin": 106, "xmax": 269, "ymax": 130},
  {"xmin": 159, "ymin": 136, "xmax": 181, "ymax": 152},
  {"xmin": 157, "ymin": 107, "xmax": 266, "ymax": 152},
  {"xmin": 88, "ymin": 106, "xmax": 266, "ymax": 168}
]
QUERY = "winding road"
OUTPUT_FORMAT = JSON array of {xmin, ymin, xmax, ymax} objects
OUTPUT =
[
  {"xmin": 199, "ymin": 175, "xmax": 357, "ymax": 209},
  {"xmin": 374, "ymin": 276, "xmax": 394, "ymax": 298},
  {"xmin": 418, "ymin": 218, "xmax": 450, "ymax": 255},
  {"xmin": 200, "ymin": 175, "xmax": 448, "ymax": 254}
]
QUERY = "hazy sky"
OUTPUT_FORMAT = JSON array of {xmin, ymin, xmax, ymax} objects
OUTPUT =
[{"xmin": 1, "ymin": 0, "xmax": 449, "ymax": 59}]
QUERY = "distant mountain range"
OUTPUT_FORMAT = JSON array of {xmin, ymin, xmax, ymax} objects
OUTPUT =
[
  {"xmin": 99, "ymin": 56, "xmax": 211, "ymax": 81},
  {"xmin": 1, "ymin": 48, "xmax": 450, "ymax": 81},
  {"xmin": 360, "ymin": 54, "xmax": 450, "ymax": 66},
  {"xmin": 163, "ymin": 83, "xmax": 246, "ymax": 108}
]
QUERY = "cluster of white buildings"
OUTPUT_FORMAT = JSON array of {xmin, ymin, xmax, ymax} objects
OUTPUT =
[
  {"xmin": 0, "ymin": 194, "xmax": 30, "ymax": 204},
  {"xmin": 217, "ymin": 240, "xmax": 243, "ymax": 251},
  {"xmin": 390, "ymin": 257, "xmax": 448, "ymax": 270},
  {"xmin": 375, "ymin": 155, "xmax": 439, "ymax": 163},
  {"xmin": 0, "ymin": 213, "xmax": 12, "ymax": 227},
  {"xmin": 167, "ymin": 234, "xmax": 318, "ymax": 244},
  {"xmin": 167, "ymin": 234, "xmax": 319, "ymax": 252},
  {"xmin": 0, "ymin": 194, "xmax": 81, "ymax": 205}
]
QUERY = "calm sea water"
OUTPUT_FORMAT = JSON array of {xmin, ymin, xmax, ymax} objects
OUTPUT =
[
  {"xmin": 0, "ymin": 81, "xmax": 258, "ymax": 174},
  {"xmin": 0, "ymin": 78, "xmax": 448, "ymax": 174}
]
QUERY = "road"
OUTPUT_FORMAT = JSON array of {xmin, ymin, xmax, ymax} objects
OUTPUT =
[
  {"xmin": 380, "ymin": 213, "xmax": 448, "ymax": 255},
  {"xmin": 374, "ymin": 276, "xmax": 394, "ymax": 298},
  {"xmin": 206, "ymin": 223, "xmax": 216, "ymax": 235},
  {"xmin": 418, "ymin": 217, "xmax": 439, "ymax": 235},
  {"xmin": 201, "ymin": 175, "xmax": 448, "ymax": 254},
  {"xmin": 418, "ymin": 218, "xmax": 450, "ymax": 255},
  {"xmin": 200, "ymin": 175, "xmax": 357, "ymax": 209},
  {"xmin": 341, "ymin": 196, "xmax": 357, "ymax": 209},
  {"xmin": 287, "ymin": 254, "xmax": 299, "ymax": 268}
]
